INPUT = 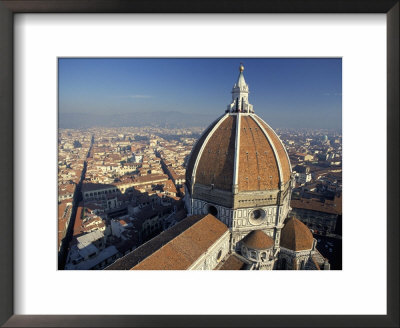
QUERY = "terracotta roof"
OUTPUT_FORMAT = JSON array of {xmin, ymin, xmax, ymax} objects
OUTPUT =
[
  {"xmin": 131, "ymin": 214, "xmax": 228, "ymax": 270},
  {"xmin": 242, "ymin": 230, "xmax": 274, "ymax": 250},
  {"xmin": 133, "ymin": 174, "xmax": 168, "ymax": 184},
  {"xmin": 280, "ymin": 217, "xmax": 314, "ymax": 251},
  {"xmin": 256, "ymin": 118, "xmax": 291, "ymax": 184},
  {"xmin": 106, "ymin": 214, "xmax": 227, "ymax": 270},
  {"xmin": 291, "ymin": 198, "xmax": 340, "ymax": 215},
  {"xmin": 195, "ymin": 115, "xmax": 236, "ymax": 191},
  {"xmin": 186, "ymin": 114, "xmax": 292, "ymax": 194},
  {"xmin": 58, "ymin": 183, "xmax": 76, "ymax": 194},
  {"xmin": 185, "ymin": 116, "xmax": 222, "ymax": 184},
  {"xmin": 217, "ymin": 253, "xmax": 247, "ymax": 270},
  {"xmin": 238, "ymin": 116, "xmax": 280, "ymax": 191}
]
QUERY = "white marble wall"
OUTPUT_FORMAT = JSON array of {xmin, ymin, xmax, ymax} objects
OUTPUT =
[
  {"xmin": 279, "ymin": 246, "xmax": 315, "ymax": 270},
  {"xmin": 191, "ymin": 199, "xmax": 232, "ymax": 227},
  {"xmin": 189, "ymin": 230, "xmax": 230, "ymax": 270}
]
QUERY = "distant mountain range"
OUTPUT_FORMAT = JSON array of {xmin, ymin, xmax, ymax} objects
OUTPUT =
[{"xmin": 59, "ymin": 111, "xmax": 217, "ymax": 129}]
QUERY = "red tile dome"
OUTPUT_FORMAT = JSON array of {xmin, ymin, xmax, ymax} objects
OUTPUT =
[
  {"xmin": 185, "ymin": 113, "xmax": 291, "ymax": 194},
  {"xmin": 280, "ymin": 218, "xmax": 314, "ymax": 251},
  {"xmin": 242, "ymin": 230, "xmax": 274, "ymax": 250}
]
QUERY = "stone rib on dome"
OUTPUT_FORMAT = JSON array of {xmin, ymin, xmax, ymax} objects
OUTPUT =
[
  {"xmin": 280, "ymin": 218, "xmax": 314, "ymax": 251},
  {"xmin": 195, "ymin": 115, "xmax": 236, "ymax": 191},
  {"xmin": 242, "ymin": 230, "xmax": 275, "ymax": 250},
  {"xmin": 185, "ymin": 115, "xmax": 222, "ymax": 187}
]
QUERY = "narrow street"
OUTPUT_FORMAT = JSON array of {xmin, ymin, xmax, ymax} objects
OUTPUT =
[{"xmin": 58, "ymin": 134, "xmax": 94, "ymax": 269}]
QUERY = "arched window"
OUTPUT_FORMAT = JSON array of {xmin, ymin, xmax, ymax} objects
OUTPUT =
[
  {"xmin": 216, "ymin": 250, "xmax": 223, "ymax": 262},
  {"xmin": 207, "ymin": 205, "xmax": 218, "ymax": 217}
]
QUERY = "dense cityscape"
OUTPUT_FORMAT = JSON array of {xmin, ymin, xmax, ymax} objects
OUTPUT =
[{"xmin": 58, "ymin": 125, "xmax": 342, "ymax": 270}]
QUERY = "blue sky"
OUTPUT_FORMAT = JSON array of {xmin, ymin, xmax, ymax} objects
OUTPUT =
[{"xmin": 58, "ymin": 58, "xmax": 342, "ymax": 129}]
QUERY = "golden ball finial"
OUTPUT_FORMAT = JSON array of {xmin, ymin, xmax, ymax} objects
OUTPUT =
[{"xmin": 239, "ymin": 63, "xmax": 244, "ymax": 72}]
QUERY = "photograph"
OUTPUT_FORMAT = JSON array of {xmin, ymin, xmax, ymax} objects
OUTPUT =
[
  {"xmin": 58, "ymin": 58, "xmax": 342, "ymax": 271},
  {"xmin": 1, "ymin": 0, "xmax": 397, "ymax": 325}
]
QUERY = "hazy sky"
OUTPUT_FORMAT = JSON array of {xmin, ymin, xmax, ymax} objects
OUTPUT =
[{"xmin": 59, "ymin": 58, "xmax": 342, "ymax": 129}]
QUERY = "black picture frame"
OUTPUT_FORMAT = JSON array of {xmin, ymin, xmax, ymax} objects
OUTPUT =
[{"xmin": 0, "ymin": 1, "xmax": 398, "ymax": 327}]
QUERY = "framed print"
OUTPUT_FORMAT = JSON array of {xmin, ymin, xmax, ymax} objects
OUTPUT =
[{"xmin": 0, "ymin": 1, "xmax": 398, "ymax": 327}]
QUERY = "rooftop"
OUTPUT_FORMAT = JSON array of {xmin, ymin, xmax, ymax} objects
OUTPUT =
[
  {"xmin": 280, "ymin": 217, "xmax": 314, "ymax": 251},
  {"xmin": 106, "ymin": 214, "xmax": 228, "ymax": 270},
  {"xmin": 216, "ymin": 253, "xmax": 248, "ymax": 270},
  {"xmin": 242, "ymin": 230, "xmax": 274, "ymax": 250}
]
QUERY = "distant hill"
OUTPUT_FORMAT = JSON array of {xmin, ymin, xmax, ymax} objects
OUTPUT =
[{"xmin": 59, "ymin": 111, "xmax": 217, "ymax": 129}]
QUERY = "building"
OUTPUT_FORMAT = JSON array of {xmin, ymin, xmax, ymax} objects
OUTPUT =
[
  {"xmin": 290, "ymin": 196, "xmax": 341, "ymax": 235},
  {"xmin": 58, "ymin": 183, "xmax": 76, "ymax": 202},
  {"xmin": 293, "ymin": 165, "xmax": 312, "ymax": 185},
  {"xmin": 107, "ymin": 65, "xmax": 329, "ymax": 270}
]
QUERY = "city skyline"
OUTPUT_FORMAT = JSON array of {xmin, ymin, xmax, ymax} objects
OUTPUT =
[{"xmin": 59, "ymin": 58, "xmax": 342, "ymax": 129}]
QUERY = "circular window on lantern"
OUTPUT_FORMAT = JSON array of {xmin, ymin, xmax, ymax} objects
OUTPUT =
[{"xmin": 249, "ymin": 208, "xmax": 266, "ymax": 225}]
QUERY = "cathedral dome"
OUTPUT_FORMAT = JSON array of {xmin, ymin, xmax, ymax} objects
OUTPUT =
[
  {"xmin": 280, "ymin": 218, "xmax": 314, "ymax": 251},
  {"xmin": 185, "ymin": 112, "xmax": 291, "ymax": 194},
  {"xmin": 242, "ymin": 230, "xmax": 274, "ymax": 250},
  {"xmin": 184, "ymin": 64, "xmax": 293, "ymax": 233}
]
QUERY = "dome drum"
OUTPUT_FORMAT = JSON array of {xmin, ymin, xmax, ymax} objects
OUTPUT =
[
  {"xmin": 192, "ymin": 183, "xmax": 289, "ymax": 211},
  {"xmin": 192, "ymin": 183, "xmax": 234, "ymax": 209},
  {"xmin": 232, "ymin": 188, "xmax": 285, "ymax": 209}
]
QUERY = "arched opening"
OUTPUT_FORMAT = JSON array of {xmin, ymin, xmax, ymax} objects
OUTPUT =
[
  {"xmin": 217, "ymin": 250, "xmax": 223, "ymax": 262},
  {"xmin": 208, "ymin": 205, "xmax": 218, "ymax": 217},
  {"xmin": 281, "ymin": 258, "xmax": 287, "ymax": 270},
  {"xmin": 241, "ymin": 246, "xmax": 247, "ymax": 257}
]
